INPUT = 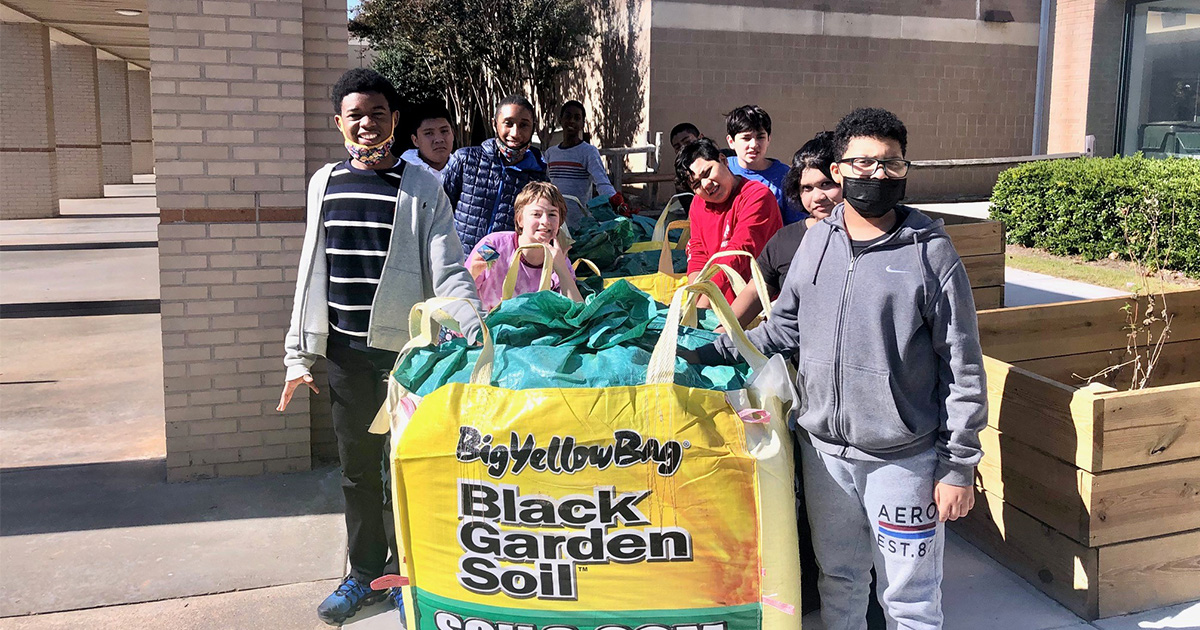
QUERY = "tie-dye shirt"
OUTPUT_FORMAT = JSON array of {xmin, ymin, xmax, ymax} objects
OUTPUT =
[{"xmin": 467, "ymin": 231, "xmax": 576, "ymax": 311}]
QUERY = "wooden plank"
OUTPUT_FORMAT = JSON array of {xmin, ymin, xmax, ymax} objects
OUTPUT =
[
  {"xmin": 1098, "ymin": 527, "xmax": 1200, "ymax": 618},
  {"xmin": 913, "ymin": 152, "xmax": 1085, "ymax": 168},
  {"xmin": 950, "ymin": 489, "xmax": 1099, "ymax": 620},
  {"xmin": 942, "ymin": 221, "xmax": 1004, "ymax": 258},
  {"xmin": 1013, "ymin": 338, "xmax": 1200, "ymax": 391},
  {"xmin": 1096, "ymin": 383, "xmax": 1200, "ymax": 469},
  {"xmin": 962, "ymin": 253, "xmax": 1005, "ymax": 289},
  {"xmin": 977, "ymin": 424, "xmax": 1200, "ymax": 545},
  {"xmin": 920, "ymin": 211, "xmax": 988, "ymax": 226},
  {"xmin": 973, "ymin": 286, "xmax": 1004, "ymax": 310},
  {"xmin": 975, "ymin": 426, "xmax": 1093, "ymax": 543},
  {"xmin": 977, "ymin": 289, "xmax": 1200, "ymax": 363},
  {"xmin": 953, "ymin": 490, "xmax": 1200, "ymax": 620},
  {"xmin": 982, "ymin": 356, "xmax": 1107, "ymax": 472},
  {"xmin": 624, "ymin": 172, "xmax": 674, "ymax": 185},
  {"xmin": 1087, "ymin": 453, "xmax": 1200, "ymax": 546}
]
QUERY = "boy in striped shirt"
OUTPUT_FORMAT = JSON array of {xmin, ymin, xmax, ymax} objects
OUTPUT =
[
  {"xmin": 278, "ymin": 68, "xmax": 483, "ymax": 626},
  {"xmin": 544, "ymin": 100, "xmax": 630, "ymax": 228}
]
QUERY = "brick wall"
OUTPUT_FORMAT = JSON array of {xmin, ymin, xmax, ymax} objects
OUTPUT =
[
  {"xmin": 302, "ymin": 0, "xmax": 351, "ymax": 178},
  {"xmin": 99, "ymin": 59, "xmax": 133, "ymax": 185},
  {"xmin": 0, "ymin": 22, "xmax": 58, "ymax": 219},
  {"xmin": 129, "ymin": 69, "xmax": 155, "ymax": 174},
  {"xmin": 51, "ymin": 43, "xmax": 104, "ymax": 200},
  {"xmin": 648, "ymin": 28, "xmax": 1039, "ymax": 200},
  {"xmin": 160, "ymin": 222, "xmax": 311, "ymax": 480},
  {"xmin": 149, "ymin": 0, "xmax": 347, "ymax": 481}
]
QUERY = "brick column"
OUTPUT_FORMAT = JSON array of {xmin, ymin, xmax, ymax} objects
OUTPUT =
[
  {"xmin": 302, "ymin": 0, "xmax": 351, "ymax": 177},
  {"xmin": 0, "ymin": 22, "xmax": 59, "ymax": 219},
  {"xmin": 129, "ymin": 68, "xmax": 155, "ymax": 174},
  {"xmin": 98, "ymin": 59, "xmax": 134, "ymax": 184},
  {"xmin": 1046, "ymin": 0, "xmax": 1125, "ymax": 155},
  {"xmin": 149, "ymin": 0, "xmax": 347, "ymax": 481},
  {"xmin": 51, "ymin": 43, "xmax": 105, "ymax": 199}
]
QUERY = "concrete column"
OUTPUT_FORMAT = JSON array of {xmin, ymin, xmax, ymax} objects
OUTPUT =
[
  {"xmin": 1046, "ymin": 0, "xmax": 1125, "ymax": 155},
  {"xmin": 51, "ymin": 43, "xmax": 104, "ymax": 199},
  {"xmin": 151, "ymin": 0, "xmax": 347, "ymax": 481},
  {"xmin": 98, "ymin": 59, "xmax": 133, "ymax": 185},
  {"xmin": 128, "ymin": 68, "xmax": 154, "ymax": 174},
  {"xmin": 0, "ymin": 22, "xmax": 59, "ymax": 219}
]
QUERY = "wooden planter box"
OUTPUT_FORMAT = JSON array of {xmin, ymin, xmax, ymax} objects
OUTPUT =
[
  {"xmin": 924, "ymin": 211, "xmax": 1005, "ymax": 309},
  {"xmin": 951, "ymin": 289, "xmax": 1200, "ymax": 620}
]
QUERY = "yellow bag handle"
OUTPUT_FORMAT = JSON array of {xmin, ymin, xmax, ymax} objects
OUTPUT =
[
  {"xmin": 655, "ymin": 219, "xmax": 691, "ymax": 274},
  {"xmin": 681, "ymin": 262, "xmax": 746, "ymax": 327},
  {"xmin": 627, "ymin": 218, "xmax": 691, "ymax": 254},
  {"xmin": 369, "ymin": 297, "xmax": 492, "ymax": 434},
  {"xmin": 572, "ymin": 258, "xmax": 602, "ymax": 278},
  {"xmin": 646, "ymin": 280, "xmax": 767, "ymax": 385},
  {"xmin": 404, "ymin": 297, "xmax": 494, "ymax": 385},
  {"xmin": 697, "ymin": 249, "xmax": 774, "ymax": 318},
  {"xmin": 500, "ymin": 242, "xmax": 555, "ymax": 302},
  {"xmin": 653, "ymin": 193, "xmax": 691, "ymax": 241}
]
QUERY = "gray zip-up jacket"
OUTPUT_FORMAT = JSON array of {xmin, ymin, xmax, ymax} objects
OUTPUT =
[
  {"xmin": 705, "ymin": 204, "xmax": 987, "ymax": 486},
  {"xmin": 283, "ymin": 162, "xmax": 484, "ymax": 381}
]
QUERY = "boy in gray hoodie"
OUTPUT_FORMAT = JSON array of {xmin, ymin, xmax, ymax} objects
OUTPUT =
[{"xmin": 698, "ymin": 108, "xmax": 987, "ymax": 629}]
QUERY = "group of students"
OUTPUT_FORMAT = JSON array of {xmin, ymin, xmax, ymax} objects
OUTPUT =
[{"xmin": 278, "ymin": 67, "xmax": 988, "ymax": 630}]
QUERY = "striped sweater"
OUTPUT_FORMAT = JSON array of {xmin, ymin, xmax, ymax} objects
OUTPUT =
[{"xmin": 321, "ymin": 160, "xmax": 405, "ymax": 346}]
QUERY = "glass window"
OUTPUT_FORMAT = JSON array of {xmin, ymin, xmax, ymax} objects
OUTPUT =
[{"xmin": 1119, "ymin": 0, "xmax": 1200, "ymax": 157}]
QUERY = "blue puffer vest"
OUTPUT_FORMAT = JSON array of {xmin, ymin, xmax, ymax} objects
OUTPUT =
[{"xmin": 442, "ymin": 138, "xmax": 549, "ymax": 255}]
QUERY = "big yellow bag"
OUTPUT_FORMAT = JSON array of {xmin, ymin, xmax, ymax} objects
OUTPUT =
[
  {"xmin": 606, "ymin": 243, "xmax": 773, "ymax": 315},
  {"xmin": 377, "ymin": 282, "xmax": 802, "ymax": 630}
]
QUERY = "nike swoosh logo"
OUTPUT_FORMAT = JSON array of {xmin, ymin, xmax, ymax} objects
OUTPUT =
[{"xmin": 886, "ymin": 265, "xmax": 909, "ymax": 274}]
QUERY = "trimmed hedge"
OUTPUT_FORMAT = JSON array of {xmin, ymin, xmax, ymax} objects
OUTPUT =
[{"xmin": 988, "ymin": 155, "xmax": 1200, "ymax": 277}]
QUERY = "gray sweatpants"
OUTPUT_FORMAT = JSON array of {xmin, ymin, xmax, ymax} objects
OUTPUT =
[{"xmin": 799, "ymin": 439, "xmax": 944, "ymax": 630}]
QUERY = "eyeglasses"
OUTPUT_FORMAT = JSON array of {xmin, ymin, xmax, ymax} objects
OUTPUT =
[{"xmin": 836, "ymin": 157, "xmax": 911, "ymax": 178}]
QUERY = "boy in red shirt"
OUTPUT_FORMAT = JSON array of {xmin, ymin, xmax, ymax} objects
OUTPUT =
[{"xmin": 676, "ymin": 137, "xmax": 782, "ymax": 304}]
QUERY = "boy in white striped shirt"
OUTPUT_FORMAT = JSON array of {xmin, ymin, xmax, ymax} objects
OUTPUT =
[{"xmin": 278, "ymin": 68, "xmax": 483, "ymax": 626}]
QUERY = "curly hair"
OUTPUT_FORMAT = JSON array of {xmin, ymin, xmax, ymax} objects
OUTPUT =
[
  {"xmin": 560, "ymin": 100, "xmax": 585, "ymax": 117},
  {"xmin": 782, "ymin": 131, "xmax": 837, "ymax": 209},
  {"xmin": 330, "ymin": 68, "xmax": 401, "ymax": 114},
  {"xmin": 674, "ymin": 137, "xmax": 724, "ymax": 190},
  {"xmin": 833, "ymin": 107, "xmax": 907, "ymax": 158}
]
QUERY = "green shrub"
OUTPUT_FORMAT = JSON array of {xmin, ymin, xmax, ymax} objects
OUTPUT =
[{"xmin": 989, "ymin": 155, "xmax": 1200, "ymax": 277}]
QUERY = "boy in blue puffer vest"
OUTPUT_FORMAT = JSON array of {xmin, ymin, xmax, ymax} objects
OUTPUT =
[{"xmin": 442, "ymin": 95, "xmax": 550, "ymax": 255}]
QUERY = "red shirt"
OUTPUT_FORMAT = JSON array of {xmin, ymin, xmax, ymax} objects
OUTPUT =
[{"xmin": 686, "ymin": 177, "xmax": 783, "ymax": 303}]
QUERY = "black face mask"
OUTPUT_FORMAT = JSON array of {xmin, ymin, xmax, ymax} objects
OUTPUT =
[{"xmin": 842, "ymin": 177, "xmax": 906, "ymax": 218}]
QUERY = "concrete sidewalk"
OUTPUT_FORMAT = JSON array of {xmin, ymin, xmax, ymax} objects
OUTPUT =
[{"xmin": 0, "ymin": 189, "xmax": 1194, "ymax": 629}]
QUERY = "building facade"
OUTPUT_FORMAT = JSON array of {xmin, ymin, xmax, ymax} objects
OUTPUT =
[{"xmin": 1, "ymin": 0, "xmax": 1196, "ymax": 480}]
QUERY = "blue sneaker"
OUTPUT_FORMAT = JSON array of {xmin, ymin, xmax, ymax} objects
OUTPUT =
[
  {"xmin": 390, "ymin": 587, "xmax": 406, "ymax": 624},
  {"xmin": 317, "ymin": 576, "xmax": 387, "ymax": 625}
]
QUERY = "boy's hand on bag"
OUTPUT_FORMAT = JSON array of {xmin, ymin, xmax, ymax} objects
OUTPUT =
[
  {"xmin": 934, "ymin": 482, "xmax": 974, "ymax": 522},
  {"xmin": 277, "ymin": 374, "xmax": 319, "ymax": 412}
]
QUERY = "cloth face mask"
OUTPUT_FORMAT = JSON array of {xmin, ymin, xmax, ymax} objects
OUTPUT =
[
  {"xmin": 338, "ymin": 118, "xmax": 395, "ymax": 167},
  {"xmin": 841, "ymin": 177, "xmax": 906, "ymax": 218},
  {"xmin": 495, "ymin": 139, "xmax": 530, "ymax": 165}
]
